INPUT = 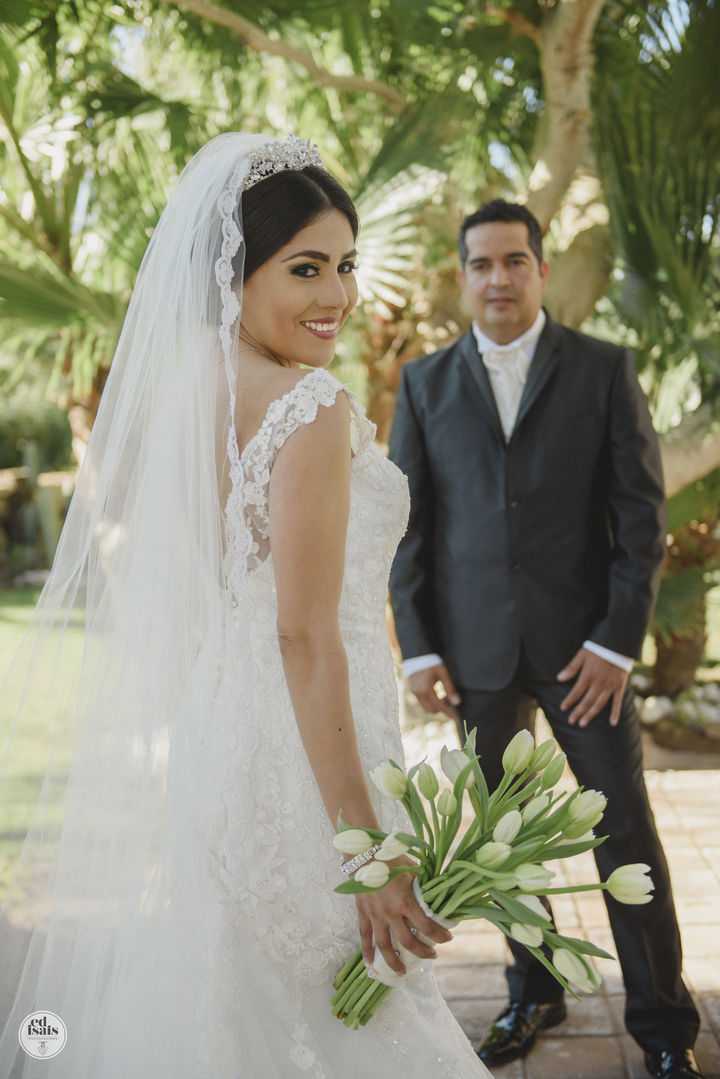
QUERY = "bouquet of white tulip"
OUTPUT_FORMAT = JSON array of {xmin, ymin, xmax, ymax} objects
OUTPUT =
[{"xmin": 330, "ymin": 729, "xmax": 653, "ymax": 1028}]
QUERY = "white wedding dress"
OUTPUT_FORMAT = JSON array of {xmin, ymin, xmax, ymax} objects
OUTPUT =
[
  {"xmin": 13, "ymin": 369, "xmax": 490, "ymax": 1078},
  {"xmin": 186, "ymin": 368, "xmax": 489, "ymax": 1078}
]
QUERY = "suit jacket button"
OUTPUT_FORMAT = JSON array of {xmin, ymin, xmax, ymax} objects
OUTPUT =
[
  {"xmin": 512, "ymin": 561, "xmax": 521, "ymax": 570},
  {"xmin": 509, "ymin": 499, "xmax": 518, "ymax": 508}
]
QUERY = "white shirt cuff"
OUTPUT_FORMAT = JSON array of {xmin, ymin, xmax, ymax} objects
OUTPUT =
[
  {"xmin": 583, "ymin": 640, "xmax": 634, "ymax": 672},
  {"xmin": 403, "ymin": 653, "xmax": 444, "ymax": 677}
]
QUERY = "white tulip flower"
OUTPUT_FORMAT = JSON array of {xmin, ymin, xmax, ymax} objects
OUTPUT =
[
  {"xmin": 552, "ymin": 948, "xmax": 601, "ymax": 992},
  {"xmin": 374, "ymin": 835, "xmax": 410, "ymax": 862},
  {"xmin": 606, "ymin": 863, "xmax": 654, "ymax": 905},
  {"xmin": 440, "ymin": 746, "xmax": 473, "ymax": 788},
  {"xmin": 472, "ymin": 841, "xmax": 511, "ymax": 867},
  {"xmin": 522, "ymin": 794, "xmax": 550, "ymax": 823},
  {"xmin": 528, "ymin": 738, "xmax": 556, "ymax": 772},
  {"xmin": 493, "ymin": 810, "xmax": 522, "ymax": 844},
  {"xmin": 354, "ymin": 860, "xmax": 390, "ymax": 888},
  {"xmin": 369, "ymin": 762, "xmax": 408, "ymax": 800},
  {"xmin": 501, "ymin": 730, "xmax": 535, "ymax": 775},
  {"xmin": 509, "ymin": 922, "xmax": 544, "ymax": 948},
  {"xmin": 514, "ymin": 894, "xmax": 552, "ymax": 921},
  {"xmin": 416, "ymin": 762, "xmax": 439, "ymax": 800},
  {"xmin": 437, "ymin": 790, "xmax": 458, "ymax": 816},
  {"xmin": 332, "ymin": 828, "xmax": 374, "ymax": 855},
  {"xmin": 564, "ymin": 790, "xmax": 607, "ymax": 837},
  {"xmin": 475, "ymin": 841, "xmax": 511, "ymax": 869},
  {"xmin": 514, "ymin": 863, "xmax": 554, "ymax": 891},
  {"xmin": 540, "ymin": 752, "xmax": 567, "ymax": 788}
]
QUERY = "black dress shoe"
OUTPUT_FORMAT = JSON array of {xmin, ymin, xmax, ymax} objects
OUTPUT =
[
  {"xmin": 644, "ymin": 1049, "xmax": 703, "ymax": 1078},
  {"xmin": 477, "ymin": 1000, "xmax": 567, "ymax": 1065}
]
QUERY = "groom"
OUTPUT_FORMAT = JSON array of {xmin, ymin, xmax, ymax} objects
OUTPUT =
[{"xmin": 388, "ymin": 200, "xmax": 702, "ymax": 1079}]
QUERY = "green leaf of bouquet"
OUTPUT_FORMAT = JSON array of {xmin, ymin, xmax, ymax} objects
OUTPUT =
[
  {"xmin": 404, "ymin": 779, "xmax": 432, "ymax": 839},
  {"xmin": 334, "ymin": 880, "xmax": 380, "ymax": 894},
  {"xmin": 462, "ymin": 726, "xmax": 478, "ymax": 755},
  {"xmin": 487, "ymin": 889, "xmax": 554, "ymax": 926},
  {"xmin": 393, "ymin": 831, "xmax": 434, "ymax": 853},
  {"xmin": 543, "ymin": 930, "xmax": 615, "ymax": 961},
  {"xmin": 335, "ymin": 814, "xmax": 386, "ymax": 842},
  {"xmin": 542, "ymin": 835, "xmax": 608, "ymax": 859},
  {"xmin": 515, "ymin": 942, "xmax": 581, "ymax": 1002},
  {"xmin": 460, "ymin": 903, "xmax": 514, "ymax": 927}
]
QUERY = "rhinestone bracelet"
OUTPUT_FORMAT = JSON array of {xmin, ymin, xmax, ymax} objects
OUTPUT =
[{"xmin": 340, "ymin": 844, "xmax": 382, "ymax": 877}]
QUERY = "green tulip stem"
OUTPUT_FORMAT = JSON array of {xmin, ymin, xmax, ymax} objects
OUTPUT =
[
  {"xmin": 452, "ymin": 816, "xmax": 481, "ymax": 861},
  {"xmin": 359, "ymin": 984, "xmax": 392, "ymax": 1024},
  {"xmin": 529, "ymin": 883, "xmax": 608, "ymax": 897},
  {"xmin": 437, "ymin": 874, "xmax": 481, "ymax": 918},
  {"xmin": 341, "ymin": 971, "xmax": 377, "ymax": 1019},
  {"xmin": 333, "ymin": 949, "xmax": 363, "ymax": 990},
  {"xmin": 345, "ymin": 979, "xmax": 381, "ymax": 1027}
]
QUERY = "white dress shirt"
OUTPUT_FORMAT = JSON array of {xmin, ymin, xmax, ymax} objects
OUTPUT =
[{"xmin": 402, "ymin": 313, "xmax": 633, "ymax": 679}]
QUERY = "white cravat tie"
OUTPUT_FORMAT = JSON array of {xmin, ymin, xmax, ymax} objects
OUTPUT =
[{"xmin": 482, "ymin": 345, "xmax": 532, "ymax": 440}]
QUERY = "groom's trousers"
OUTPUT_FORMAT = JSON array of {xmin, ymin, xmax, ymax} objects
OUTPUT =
[{"xmin": 455, "ymin": 647, "xmax": 700, "ymax": 1054}]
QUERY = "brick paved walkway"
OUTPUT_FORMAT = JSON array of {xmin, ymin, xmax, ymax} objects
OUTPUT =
[{"xmin": 401, "ymin": 714, "xmax": 720, "ymax": 1079}]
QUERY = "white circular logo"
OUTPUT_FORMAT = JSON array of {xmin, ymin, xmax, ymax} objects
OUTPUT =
[{"xmin": 18, "ymin": 1011, "xmax": 67, "ymax": 1059}]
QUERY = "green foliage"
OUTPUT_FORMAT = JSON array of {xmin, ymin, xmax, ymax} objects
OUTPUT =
[
  {"xmin": 0, "ymin": 399, "xmax": 72, "ymax": 470},
  {"xmin": 652, "ymin": 466, "xmax": 720, "ymax": 642},
  {"xmin": 653, "ymin": 566, "xmax": 719, "ymax": 645},
  {"xmin": 592, "ymin": 1, "xmax": 720, "ymax": 423}
]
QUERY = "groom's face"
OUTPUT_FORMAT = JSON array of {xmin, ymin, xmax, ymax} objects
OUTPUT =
[{"xmin": 458, "ymin": 221, "xmax": 549, "ymax": 345}]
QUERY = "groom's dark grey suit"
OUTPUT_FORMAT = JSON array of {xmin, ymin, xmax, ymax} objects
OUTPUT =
[{"xmin": 388, "ymin": 313, "xmax": 700, "ymax": 1053}]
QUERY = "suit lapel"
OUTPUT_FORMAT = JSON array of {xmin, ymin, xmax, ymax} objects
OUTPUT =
[
  {"xmin": 514, "ymin": 315, "xmax": 561, "ymax": 431},
  {"xmin": 456, "ymin": 331, "xmax": 505, "ymax": 444}
]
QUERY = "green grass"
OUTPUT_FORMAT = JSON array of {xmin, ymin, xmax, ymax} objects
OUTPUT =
[{"xmin": 0, "ymin": 587, "xmax": 84, "ymax": 903}]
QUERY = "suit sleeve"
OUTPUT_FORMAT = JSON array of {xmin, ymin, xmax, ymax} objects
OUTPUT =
[
  {"xmin": 588, "ymin": 350, "xmax": 667, "ymax": 658},
  {"xmin": 388, "ymin": 365, "xmax": 442, "ymax": 661}
]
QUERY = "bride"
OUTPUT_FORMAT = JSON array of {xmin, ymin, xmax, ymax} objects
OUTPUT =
[{"xmin": 0, "ymin": 133, "xmax": 491, "ymax": 1076}]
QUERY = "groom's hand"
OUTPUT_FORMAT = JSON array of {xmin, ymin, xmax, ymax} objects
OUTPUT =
[
  {"xmin": 408, "ymin": 664, "xmax": 461, "ymax": 719},
  {"xmin": 557, "ymin": 647, "xmax": 628, "ymax": 728}
]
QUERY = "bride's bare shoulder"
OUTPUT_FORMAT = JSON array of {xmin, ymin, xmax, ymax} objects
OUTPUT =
[{"xmin": 235, "ymin": 363, "xmax": 332, "ymax": 454}]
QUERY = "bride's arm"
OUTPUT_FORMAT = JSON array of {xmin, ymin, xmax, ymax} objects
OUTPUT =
[{"xmin": 268, "ymin": 393, "xmax": 451, "ymax": 972}]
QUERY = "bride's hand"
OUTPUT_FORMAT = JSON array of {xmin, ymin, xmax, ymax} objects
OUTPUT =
[{"xmin": 355, "ymin": 858, "xmax": 453, "ymax": 976}]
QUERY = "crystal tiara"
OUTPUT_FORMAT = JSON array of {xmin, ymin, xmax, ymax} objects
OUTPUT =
[{"xmin": 243, "ymin": 134, "xmax": 324, "ymax": 191}]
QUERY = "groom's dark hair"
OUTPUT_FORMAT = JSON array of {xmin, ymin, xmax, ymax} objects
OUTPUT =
[{"xmin": 458, "ymin": 199, "xmax": 543, "ymax": 267}]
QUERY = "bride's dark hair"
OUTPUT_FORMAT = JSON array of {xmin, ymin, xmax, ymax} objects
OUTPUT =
[{"xmin": 236, "ymin": 165, "xmax": 359, "ymax": 283}]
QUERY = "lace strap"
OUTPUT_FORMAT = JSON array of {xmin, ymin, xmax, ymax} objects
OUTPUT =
[{"xmin": 251, "ymin": 369, "xmax": 374, "ymax": 469}]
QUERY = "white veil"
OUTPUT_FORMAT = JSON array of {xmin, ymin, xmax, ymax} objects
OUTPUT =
[{"xmin": 0, "ymin": 132, "xmax": 323, "ymax": 1075}]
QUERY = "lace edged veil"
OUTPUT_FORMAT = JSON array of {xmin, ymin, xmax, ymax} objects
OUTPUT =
[{"xmin": 0, "ymin": 131, "xmax": 321, "ymax": 1073}]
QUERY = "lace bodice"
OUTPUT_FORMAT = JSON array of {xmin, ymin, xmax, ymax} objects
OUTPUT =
[{"xmin": 223, "ymin": 367, "xmax": 409, "ymax": 630}]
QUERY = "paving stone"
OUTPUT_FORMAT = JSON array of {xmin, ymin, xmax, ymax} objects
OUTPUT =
[
  {"xmin": 435, "ymin": 961, "xmax": 508, "ymax": 1000},
  {"xmin": 618, "ymin": 1031, "xmax": 648, "ymax": 1078},
  {"xmin": 695, "ymin": 1030, "xmax": 720, "ymax": 1079},
  {"xmin": 702, "ymin": 991, "xmax": 720, "ymax": 1037},
  {"xmin": 526, "ymin": 1033, "xmax": 627, "ymax": 1079},
  {"xmin": 563, "ymin": 992, "xmax": 616, "ymax": 1036},
  {"xmin": 439, "ymin": 927, "xmax": 508, "ymax": 965},
  {"xmin": 685, "ymin": 956, "xmax": 720, "ymax": 994},
  {"xmin": 484, "ymin": 1057, "xmax": 526, "ymax": 1079},
  {"xmin": 447, "ymin": 995, "xmax": 508, "ymax": 1043},
  {"xmin": 672, "ymin": 923, "xmax": 718, "ymax": 958}
]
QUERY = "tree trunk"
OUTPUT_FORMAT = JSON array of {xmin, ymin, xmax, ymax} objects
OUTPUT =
[
  {"xmin": 652, "ymin": 612, "xmax": 707, "ymax": 698},
  {"xmin": 525, "ymin": 0, "xmax": 608, "ymax": 230},
  {"xmin": 659, "ymin": 403, "xmax": 720, "ymax": 497}
]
